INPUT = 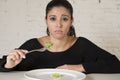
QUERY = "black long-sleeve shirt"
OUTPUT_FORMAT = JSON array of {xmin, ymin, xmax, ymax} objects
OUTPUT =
[{"xmin": 0, "ymin": 37, "xmax": 120, "ymax": 73}]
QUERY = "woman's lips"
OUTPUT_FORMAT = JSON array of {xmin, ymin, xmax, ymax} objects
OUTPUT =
[{"xmin": 55, "ymin": 30, "xmax": 63, "ymax": 34}]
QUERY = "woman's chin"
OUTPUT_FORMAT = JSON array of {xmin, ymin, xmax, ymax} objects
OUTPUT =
[{"xmin": 53, "ymin": 35, "xmax": 65, "ymax": 39}]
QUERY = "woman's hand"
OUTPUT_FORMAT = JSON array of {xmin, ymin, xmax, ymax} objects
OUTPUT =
[
  {"xmin": 4, "ymin": 49, "xmax": 28, "ymax": 69},
  {"xmin": 56, "ymin": 64, "xmax": 85, "ymax": 72}
]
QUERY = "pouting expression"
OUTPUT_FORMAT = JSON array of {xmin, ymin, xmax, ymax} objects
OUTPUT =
[{"xmin": 46, "ymin": 6, "xmax": 73, "ymax": 39}]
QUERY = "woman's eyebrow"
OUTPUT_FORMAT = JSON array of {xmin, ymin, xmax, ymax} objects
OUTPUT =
[
  {"xmin": 48, "ymin": 14, "xmax": 70, "ymax": 18},
  {"xmin": 49, "ymin": 15, "xmax": 56, "ymax": 17},
  {"xmin": 62, "ymin": 14, "xmax": 70, "ymax": 18}
]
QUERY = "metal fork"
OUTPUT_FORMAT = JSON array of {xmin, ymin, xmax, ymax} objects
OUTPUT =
[{"xmin": 27, "ymin": 47, "xmax": 47, "ymax": 54}]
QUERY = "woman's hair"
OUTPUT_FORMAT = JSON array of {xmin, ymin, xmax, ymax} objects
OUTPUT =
[{"xmin": 46, "ymin": 0, "xmax": 76, "ymax": 37}]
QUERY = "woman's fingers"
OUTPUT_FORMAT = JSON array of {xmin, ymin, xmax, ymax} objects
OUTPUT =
[
  {"xmin": 56, "ymin": 64, "xmax": 85, "ymax": 72},
  {"xmin": 57, "ymin": 64, "xmax": 68, "ymax": 69},
  {"xmin": 15, "ymin": 50, "xmax": 26, "ymax": 59},
  {"xmin": 9, "ymin": 49, "xmax": 28, "ymax": 59},
  {"xmin": 5, "ymin": 54, "xmax": 22, "ymax": 69},
  {"xmin": 7, "ymin": 54, "xmax": 16, "ymax": 61},
  {"xmin": 8, "ymin": 49, "xmax": 28, "ymax": 64},
  {"xmin": 5, "ymin": 49, "xmax": 28, "ymax": 69}
]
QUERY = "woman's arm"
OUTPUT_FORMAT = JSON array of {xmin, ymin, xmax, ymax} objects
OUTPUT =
[
  {"xmin": 81, "ymin": 37, "xmax": 120, "ymax": 73},
  {"xmin": 56, "ymin": 64, "xmax": 85, "ymax": 72},
  {"xmin": 0, "ymin": 38, "xmax": 39, "ymax": 72}
]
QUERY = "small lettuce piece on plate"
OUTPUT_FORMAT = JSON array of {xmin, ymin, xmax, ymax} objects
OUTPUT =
[
  {"xmin": 50, "ymin": 73, "xmax": 61, "ymax": 79},
  {"xmin": 45, "ymin": 41, "xmax": 54, "ymax": 48}
]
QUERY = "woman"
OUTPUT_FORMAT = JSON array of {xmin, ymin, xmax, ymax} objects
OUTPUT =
[{"xmin": 0, "ymin": 0, "xmax": 120, "ymax": 74}]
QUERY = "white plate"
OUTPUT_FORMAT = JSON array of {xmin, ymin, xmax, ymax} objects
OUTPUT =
[{"xmin": 24, "ymin": 69, "xmax": 86, "ymax": 80}]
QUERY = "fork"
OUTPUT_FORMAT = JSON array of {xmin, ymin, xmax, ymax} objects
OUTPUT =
[
  {"xmin": 26, "ymin": 42, "xmax": 53, "ymax": 54},
  {"xmin": 27, "ymin": 47, "xmax": 47, "ymax": 54}
]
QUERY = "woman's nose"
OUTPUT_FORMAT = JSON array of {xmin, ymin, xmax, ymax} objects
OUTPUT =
[{"xmin": 56, "ymin": 20, "xmax": 62, "ymax": 28}]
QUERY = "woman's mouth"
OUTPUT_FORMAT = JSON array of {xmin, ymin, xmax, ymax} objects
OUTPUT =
[{"xmin": 55, "ymin": 30, "xmax": 63, "ymax": 34}]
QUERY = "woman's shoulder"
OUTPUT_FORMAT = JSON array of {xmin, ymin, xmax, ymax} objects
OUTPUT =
[
  {"xmin": 76, "ymin": 36, "xmax": 95, "ymax": 45},
  {"xmin": 24, "ymin": 36, "xmax": 51, "ymax": 47},
  {"xmin": 26, "ymin": 36, "xmax": 48, "ymax": 43},
  {"xmin": 18, "ymin": 37, "xmax": 48, "ymax": 50},
  {"xmin": 77, "ymin": 36, "xmax": 90, "ymax": 41},
  {"xmin": 25, "ymin": 38, "xmax": 38, "ymax": 43}
]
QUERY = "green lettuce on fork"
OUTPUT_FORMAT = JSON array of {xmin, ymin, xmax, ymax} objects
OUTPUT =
[
  {"xmin": 45, "ymin": 41, "xmax": 54, "ymax": 48},
  {"xmin": 25, "ymin": 41, "xmax": 54, "ymax": 53}
]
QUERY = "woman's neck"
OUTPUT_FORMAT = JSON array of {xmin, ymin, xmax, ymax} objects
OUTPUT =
[
  {"xmin": 47, "ymin": 36, "xmax": 75, "ymax": 52},
  {"xmin": 38, "ymin": 36, "xmax": 77, "ymax": 52}
]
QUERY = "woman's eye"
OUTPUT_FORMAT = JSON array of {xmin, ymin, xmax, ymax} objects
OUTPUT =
[
  {"xmin": 50, "ymin": 17, "xmax": 56, "ymax": 21},
  {"xmin": 63, "ymin": 18, "xmax": 68, "ymax": 21}
]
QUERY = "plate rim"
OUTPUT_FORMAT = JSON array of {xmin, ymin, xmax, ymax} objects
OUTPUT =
[{"xmin": 24, "ymin": 68, "xmax": 86, "ymax": 80}]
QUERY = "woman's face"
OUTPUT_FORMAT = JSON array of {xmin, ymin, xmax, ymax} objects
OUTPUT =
[{"xmin": 46, "ymin": 6, "xmax": 73, "ymax": 39}]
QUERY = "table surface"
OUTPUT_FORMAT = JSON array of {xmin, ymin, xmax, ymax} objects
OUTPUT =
[{"xmin": 0, "ymin": 71, "xmax": 120, "ymax": 80}]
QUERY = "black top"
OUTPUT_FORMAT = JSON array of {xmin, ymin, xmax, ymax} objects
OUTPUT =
[{"xmin": 0, "ymin": 37, "xmax": 120, "ymax": 74}]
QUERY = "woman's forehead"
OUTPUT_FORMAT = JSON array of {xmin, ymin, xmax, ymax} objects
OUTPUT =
[{"xmin": 47, "ymin": 6, "xmax": 71, "ymax": 16}]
